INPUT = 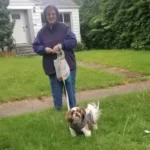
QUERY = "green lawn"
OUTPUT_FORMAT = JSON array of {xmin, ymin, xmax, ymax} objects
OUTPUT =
[
  {"xmin": 0, "ymin": 57, "xmax": 124, "ymax": 103},
  {"xmin": 0, "ymin": 90, "xmax": 150, "ymax": 150},
  {"xmin": 76, "ymin": 50, "xmax": 150, "ymax": 75}
]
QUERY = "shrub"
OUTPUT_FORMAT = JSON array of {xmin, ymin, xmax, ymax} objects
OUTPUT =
[
  {"xmin": 78, "ymin": 0, "xmax": 150, "ymax": 50},
  {"xmin": 74, "ymin": 42, "xmax": 87, "ymax": 52}
]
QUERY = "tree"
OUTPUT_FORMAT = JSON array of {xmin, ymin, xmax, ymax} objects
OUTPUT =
[
  {"xmin": 0, "ymin": 0, "xmax": 15, "ymax": 52},
  {"xmin": 79, "ymin": 0, "xmax": 150, "ymax": 50},
  {"xmin": 78, "ymin": 0, "xmax": 101, "ymax": 48},
  {"xmin": 73, "ymin": 0, "xmax": 83, "ymax": 5}
]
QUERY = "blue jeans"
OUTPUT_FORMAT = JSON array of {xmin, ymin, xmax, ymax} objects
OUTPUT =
[{"xmin": 49, "ymin": 68, "xmax": 76, "ymax": 109}]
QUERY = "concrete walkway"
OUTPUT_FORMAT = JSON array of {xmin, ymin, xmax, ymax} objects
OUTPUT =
[{"xmin": 0, "ymin": 80, "xmax": 150, "ymax": 118}]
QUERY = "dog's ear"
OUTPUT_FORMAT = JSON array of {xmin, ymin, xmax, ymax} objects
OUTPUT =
[
  {"xmin": 80, "ymin": 108, "xmax": 86, "ymax": 119},
  {"xmin": 65, "ymin": 110, "xmax": 73, "ymax": 122}
]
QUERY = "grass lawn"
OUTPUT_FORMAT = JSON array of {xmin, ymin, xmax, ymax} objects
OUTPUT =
[
  {"xmin": 76, "ymin": 50, "xmax": 150, "ymax": 75},
  {"xmin": 0, "ymin": 57, "xmax": 124, "ymax": 103},
  {"xmin": 0, "ymin": 90, "xmax": 150, "ymax": 150}
]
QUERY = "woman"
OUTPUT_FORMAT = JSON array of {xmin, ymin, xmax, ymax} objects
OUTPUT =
[{"xmin": 32, "ymin": 5, "xmax": 77, "ymax": 110}]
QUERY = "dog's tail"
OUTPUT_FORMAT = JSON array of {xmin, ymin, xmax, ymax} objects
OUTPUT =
[{"xmin": 87, "ymin": 101, "xmax": 101, "ymax": 122}]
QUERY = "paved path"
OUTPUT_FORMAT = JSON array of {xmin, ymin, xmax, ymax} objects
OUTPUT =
[{"xmin": 0, "ymin": 80, "xmax": 150, "ymax": 118}]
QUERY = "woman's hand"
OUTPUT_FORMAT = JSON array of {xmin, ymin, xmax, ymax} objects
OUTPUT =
[
  {"xmin": 45, "ymin": 47, "xmax": 53, "ymax": 53},
  {"xmin": 53, "ymin": 44, "xmax": 62, "ymax": 53}
]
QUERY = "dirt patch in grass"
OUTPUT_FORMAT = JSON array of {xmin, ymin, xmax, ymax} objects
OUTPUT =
[{"xmin": 77, "ymin": 61, "xmax": 144, "ymax": 79}]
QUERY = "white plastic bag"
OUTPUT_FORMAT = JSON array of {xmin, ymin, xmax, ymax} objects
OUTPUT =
[{"xmin": 54, "ymin": 50, "xmax": 70, "ymax": 81}]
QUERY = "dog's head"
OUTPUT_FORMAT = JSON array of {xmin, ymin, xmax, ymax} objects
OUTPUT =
[{"xmin": 66, "ymin": 107, "xmax": 86, "ymax": 124}]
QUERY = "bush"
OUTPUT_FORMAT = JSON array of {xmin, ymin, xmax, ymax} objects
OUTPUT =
[
  {"xmin": 78, "ymin": 0, "xmax": 150, "ymax": 50},
  {"xmin": 74, "ymin": 42, "xmax": 87, "ymax": 52}
]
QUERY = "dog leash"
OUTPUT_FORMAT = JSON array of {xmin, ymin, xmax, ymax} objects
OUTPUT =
[
  {"xmin": 57, "ymin": 50, "xmax": 71, "ymax": 111},
  {"xmin": 63, "ymin": 80, "xmax": 70, "ymax": 110}
]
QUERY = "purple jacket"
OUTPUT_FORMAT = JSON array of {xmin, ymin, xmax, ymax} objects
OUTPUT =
[{"xmin": 32, "ymin": 23, "xmax": 77, "ymax": 75}]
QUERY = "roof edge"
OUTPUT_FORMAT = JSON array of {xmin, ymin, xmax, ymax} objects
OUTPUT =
[{"xmin": 41, "ymin": 5, "xmax": 79, "ymax": 9}]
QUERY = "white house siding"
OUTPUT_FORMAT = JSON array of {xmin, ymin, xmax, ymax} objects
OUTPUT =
[
  {"xmin": 71, "ymin": 9, "xmax": 81, "ymax": 42},
  {"xmin": 59, "ymin": 8, "xmax": 81, "ymax": 42},
  {"xmin": 27, "ymin": 10, "xmax": 35, "ymax": 42},
  {"xmin": 9, "ymin": 0, "xmax": 34, "ymax": 6},
  {"xmin": 30, "ymin": 5, "xmax": 43, "ymax": 39}
]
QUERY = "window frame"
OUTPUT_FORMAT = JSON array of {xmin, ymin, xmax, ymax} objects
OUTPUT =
[
  {"xmin": 12, "ymin": 14, "xmax": 21, "ymax": 20},
  {"xmin": 60, "ymin": 12, "xmax": 72, "ymax": 30}
]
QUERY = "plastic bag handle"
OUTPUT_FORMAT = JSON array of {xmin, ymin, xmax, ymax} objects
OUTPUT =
[{"xmin": 57, "ymin": 50, "xmax": 65, "ymax": 59}]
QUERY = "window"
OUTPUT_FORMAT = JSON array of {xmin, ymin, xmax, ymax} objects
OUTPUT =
[
  {"xmin": 59, "ymin": 13, "xmax": 63, "ymax": 22},
  {"xmin": 12, "ymin": 14, "xmax": 20, "ymax": 20},
  {"xmin": 41, "ymin": 14, "xmax": 45, "ymax": 25},
  {"xmin": 64, "ymin": 14, "xmax": 70, "ymax": 22},
  {"xmin": 59, "ymin": 13, "xmax": 71, "ymax": 29}
]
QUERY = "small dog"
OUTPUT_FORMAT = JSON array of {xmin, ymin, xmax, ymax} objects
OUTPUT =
[{"xmin": 66, "ymin": 102, "xmax": 101, "ymax": 137}]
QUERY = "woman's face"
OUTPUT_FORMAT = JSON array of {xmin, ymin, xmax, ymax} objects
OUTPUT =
[{"xmin": 46, "ymin": 8, "xmax": 57, "ymax": 24}]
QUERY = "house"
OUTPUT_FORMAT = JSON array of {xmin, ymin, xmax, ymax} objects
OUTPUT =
[{"xmin": 8, "ymin": 0, "xmax": 81, "ymax": 46}]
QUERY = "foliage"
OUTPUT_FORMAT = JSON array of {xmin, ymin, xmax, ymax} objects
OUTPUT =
[
  {"xmin": 0, "ymin": 0, "xmax": 15, "ymax": 52},
  {"xmin": 73, "ymin": 0, "xmax": 83, "ymax": 5},
  {"xmin": 74, "ymin": 42, "xmax": 87, "ymax": 51},
  {"xmin": 79, "ymin": 0, "xmax": 150, "ymax": 50}
]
